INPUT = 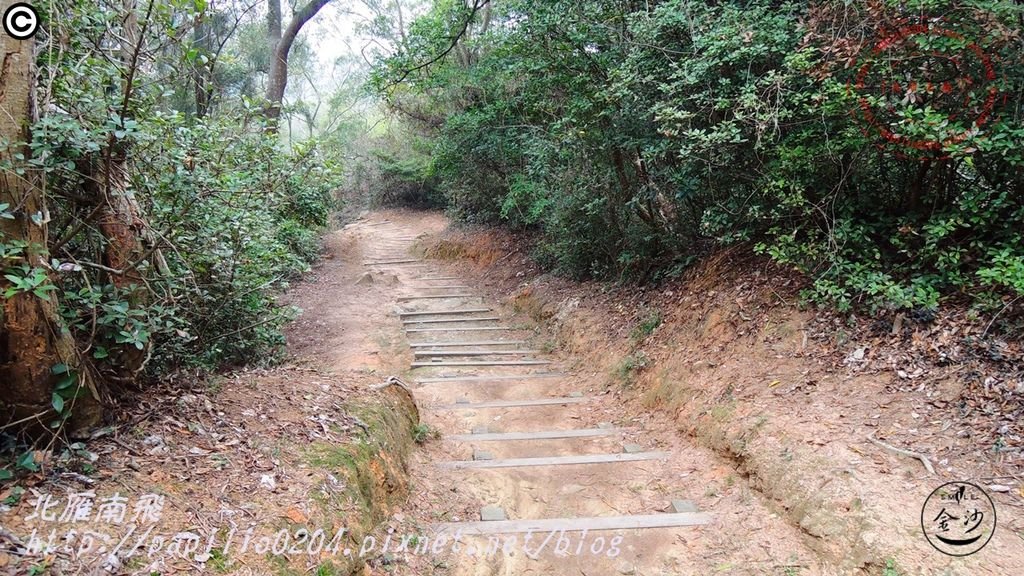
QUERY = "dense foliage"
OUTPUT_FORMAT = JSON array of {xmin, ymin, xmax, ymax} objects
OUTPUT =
[
  {"xmin": 373, "ymin": 0, "xmax": 1024, "ymax": 317},
  {"xmin": 37, "ymin": 2, "xmax": 341, "ymax": 375},
  {"xmin": 1, "ymin": 0, "xmax": 344, "ymax": 453}
]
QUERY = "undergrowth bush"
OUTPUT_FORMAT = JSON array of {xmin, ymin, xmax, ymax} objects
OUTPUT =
[
  {"xmin": 42, "ymin": 109, "xmax": 341, "ymax": 374},
  {"xmin": 3, "ymin": 0, "xmax": 345, "ymax": 381},
  {"xmin": 343, "ymin": 129, "xmax": 444, "ymax": 209}
]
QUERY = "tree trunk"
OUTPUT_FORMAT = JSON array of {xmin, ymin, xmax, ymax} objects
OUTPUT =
[
  {"xmin": 268, "ymin": 0, "xmax": 282, "ymax": 46},
  {"xmin": 1, "ymin": 1, "xmax": 102, "ymax": 435},
  {"xmin": 193, "ymin": 10, "xmax": 213, "ymax": 117},
  {"xmin": 264, "ymin": 0, "xmax": 331, "ymax": 123},
  {"xmin": 93, "ymin": 0, "xmax": 154, "ymax": 377}
]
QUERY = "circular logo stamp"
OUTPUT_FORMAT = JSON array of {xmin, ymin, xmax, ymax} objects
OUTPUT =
[
  {"xmin": 921, "ymin": 481, "xmax": 996, "ymax": 556},
  {"xmin": 850, "ymin": 16, "xmax": 1003, "ymax": 160},
  {"xmin": 3, "ymin": 3, "xmax": 40, "ymax": 40}
]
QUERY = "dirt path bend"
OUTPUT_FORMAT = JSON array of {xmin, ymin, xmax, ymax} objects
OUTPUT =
[{"xmin": 332, "ymin": 211, "xmax": 825, "ymax": 576}]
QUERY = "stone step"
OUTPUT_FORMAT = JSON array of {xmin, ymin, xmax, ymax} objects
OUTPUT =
[
  {"xmin": 433, "ymin": 397, "xmax": 589, "ymax": 410},
  {"xmin": 412, "ymin": 359, "xmax": 551, "ymax": 367},
  {"xmin": 433, "ymin": 511, "xmax": 712, "ymax": 535},
  {"xmin": 398, "ymin": 294, "xmax": 479, "ymax": 301},
  {"xmin": 413, "ymin": 350, "xmax": 540, "ymax": 357},
  {"xmin": 399, "ymin": 308, "xmax": 492, "ymax": 317},
  {"xmin": 409, "ymin": 340, "xmax": 527, "ymax": 348},
  {"xmin": 439, "ymin": 451, "xmax": 670, "ymax": 469},
  {"xmin": 403, "ymin": 317, "xmax": 501, "ymax": 325},
  {"xmin": 363, "ymin": 259, "xmax": 424, "ymax": 265},
  {"xmin": 406, "ymin": 327, "xmax": 514, "ymax": 334},
  {"xmin": 451, "ymin": 427, "xmax": 621, "ymax": 442},
  {"xmin": 415, "ymin": 373, "xmax": 565, "ymax": 383}
]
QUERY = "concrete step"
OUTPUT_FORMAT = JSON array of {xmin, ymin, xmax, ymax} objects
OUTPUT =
[
  {"xmin": 412, "ymin": 359, "xmax": 551, "ymax": 367},
  {"xmin": 413, "ymin": 350, "xmax": 540, "ymax": 357},
  {"xmin": 433, "ymin": 397, "xmax": 589, "ymax": 409},
  {"xmin": 433, "ymin": 511, "xmax": 711, "ymax": 535},
  {"xmin": 399, "ymin": 308, "xmax": 491, "ymax": 317},
  {"xmin": 439, "ymin": 451, "xmax": 670, "ymax": 469},
  {"xmin": 451, "ymin": 427, "xmax": 622, "ymax": 442}
]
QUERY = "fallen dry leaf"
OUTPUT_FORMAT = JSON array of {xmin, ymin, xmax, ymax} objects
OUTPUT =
[{"xmin": 285, "ymin": 507, "xmax": 307, "ymax": 524}]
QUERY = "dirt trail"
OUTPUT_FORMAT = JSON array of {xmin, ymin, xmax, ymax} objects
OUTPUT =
[
  {"xmin": 5, "ymin": 209, "xmax": 1014, "ymax": 576},
  {"xmin": 335, "ymin": 211, "xmax": 825, "ymax": 576}
]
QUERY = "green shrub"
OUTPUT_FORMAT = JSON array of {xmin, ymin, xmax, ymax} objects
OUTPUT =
[
  {"xmin": 16, "ymin": 0, "xmax": 346, "ymax": 377},
  {"xmin": 376, "ymin": 0, "xmax": 1024, "ymax": 320}
]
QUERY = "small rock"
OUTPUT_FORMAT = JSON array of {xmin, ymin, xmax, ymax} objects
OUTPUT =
[
  {"xmin": 989, "ymin": 484, "xmax": 1012, "ymax": 493},
  {"xmin": 100, "ymin": 554, "xmax": 122, "ymax": 572},
  {"xmin": 473, "ymin": 450, "xmax": 494, "ymax": 461},
  {"xmin": 260, "ymin": 474, "xmax": 277, "ymax": 491},
  {"xmin": 142, "ymin": 434, "xmax": 164, "ymax": 447},
  {"xmin": 146, "ymin": 445, "xmax": 169, "ymax": 456},
  {"xmin": 670, "ymin": 499, "xmax": 699, "ymax": 514},
  {"xmin": 622, "ymin": 444, "xmax": 644, "ymax": 454},
  {"xmin": 480, "ymin": 505, "xmax": 506, "ymax": 522},
  {"xmin": 354, "ymin": 272, "xmax": 374, "ymax": 286}
]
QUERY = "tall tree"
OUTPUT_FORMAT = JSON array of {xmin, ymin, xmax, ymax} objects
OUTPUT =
[
  {"xmin": 265, "ymin": 0, "xmax": 332, "ymax": 123},
  {"xmin": 1, "ymin": 0, "xmax": 102, "ymax": 435}
]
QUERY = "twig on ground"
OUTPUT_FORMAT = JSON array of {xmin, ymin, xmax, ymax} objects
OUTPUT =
[
  {"xmin": 59, "ymin": 472, "xmax": 96, "ymax": 486},
  {"xmin": 867, "ymin": 432, "xmax": 935, "ymax": 475},
  {"xmin": 982, "ymin": 295, "xmax": 1021, "ymax": 337},
  {"xmin": 111, "ymin": 437, "xmax": 142, "ymax": 456}
]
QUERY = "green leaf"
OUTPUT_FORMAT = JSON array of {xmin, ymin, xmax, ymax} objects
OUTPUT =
[
  {"xmin": 51, "ymin": 393, "xmax": 64, "ymax": 413},
  {"xmin": 16, "ymin": 451, "xmax": 38, "ymax": 472},
  {"xmin": 54, "ymin": 373, "xmax": 76, "ymax": 391},
  {"xmin": 51, "ymin": 363, "xmax": 69, "ymax": 375}
]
